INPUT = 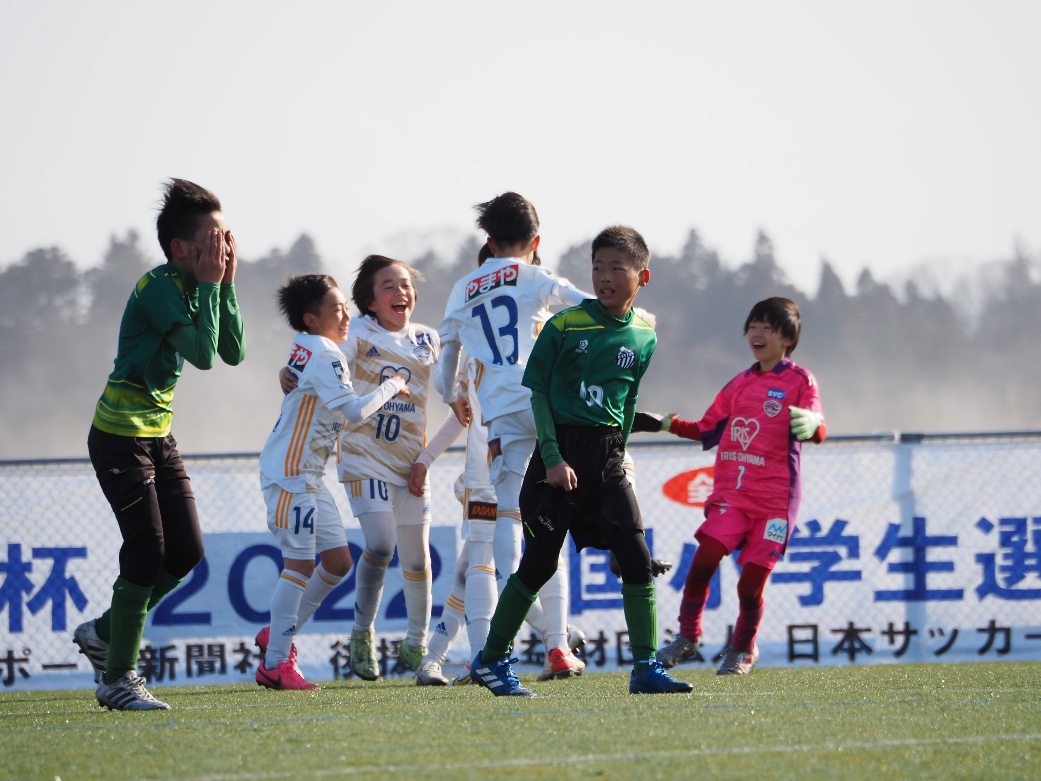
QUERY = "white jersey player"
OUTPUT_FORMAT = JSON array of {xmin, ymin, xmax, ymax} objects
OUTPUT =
[
  {"xmin": 258, "ymin": 275, "xmax": 406, "ymax": 690},
  {"xmin": 336, "ymin": 256, "xmax": 443, "ymax": 681},
  {"xmin": 438, "ymin": 192, "xmax": 593, "ymax": 678}
]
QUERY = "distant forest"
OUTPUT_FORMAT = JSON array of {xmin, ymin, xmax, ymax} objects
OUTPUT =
[{"xmin": 1, "ymin": 229, "xmax": 1038, "ymax": 459}]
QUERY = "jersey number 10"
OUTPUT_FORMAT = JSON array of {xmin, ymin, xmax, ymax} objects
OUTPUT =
[{"xmin": 472, "ymin": 296, "xmax": 519, "ymax": 366}]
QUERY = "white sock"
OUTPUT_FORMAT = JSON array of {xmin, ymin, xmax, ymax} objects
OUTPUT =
[
  {"xmin": 354, "ymin": 512, "xmax": 396, "ymax": 633},
  {"xmin": 427, "ymin": 588, "xmax": 465, "ymax": 665},
  {"xmin": 266, "ymin": 570, "xmax": 308, "ymax": 667},
  {"xmin": 352, "ymin": 551, "xmax": 390, "ymax": 633},
  {"xmin": 397, "ymin": 523, "xmax": 432, "ymax": 649},
  {"xmin": 540, "ymin": 561, "xmax": 568, "ymax": 652},
  {"xmin": 493, "ymin": 515, "xmax": 522, "ymax": 595},
  {"xmin": 465, "ymin": 521, "xmax": 498, "ymax": 660},
  {"xmin": 526, "ymin": 597, "xmax": 548, "ymax": 639},
  {"xmin": 296, "ymin": 562, "xmax": 344, "ymax": 630}
]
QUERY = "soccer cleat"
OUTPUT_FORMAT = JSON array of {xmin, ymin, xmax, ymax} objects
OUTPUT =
[
  {"xmin": 629, "ymin": 661, "xmax": 694, "ymax": 694},
  {"xmin": 255, "ymin": 626, "xmax": 302, "ymax": 675},
  {"xmin": 415, "ymin": 658, "xmax": 450, "ymax": 686},
  {"xmin": 397, "ymin": 641, "xmax": 426, "ymax": 672},
  {"xmin": 716, "ymin": 645, "xmax": 760, "ymax": 676},
  {"xmin": 567, "ymin": 624, "xmax": 587, "ymax": 653},
  {"xmin": 470, "ymin": 651, "xmax": 535, "ymax": 697},
  {"xmin": 73, "ymin": 619, "xmax": 109, "ymax": 684},
  {"xmin": 256, "ymin": 658, "xmax": 319, "ymax": 690},
  {"xmin": 96, "ymin": 670, "xmax": 171, "ymax": 710},
  {"xmin": 450, "ymin": 664, "xmax": 473, "ymax": 685},
  {"xmin": 656, "ymin": 634, "xmax": 701, "ymax": 669},
  {"xmin": 350, "ymin": 629, "xmax": 379, "ymax": 681},
  {"xmin": 536, "ymin": 648, "xmax": 584, "ymax": 681}
]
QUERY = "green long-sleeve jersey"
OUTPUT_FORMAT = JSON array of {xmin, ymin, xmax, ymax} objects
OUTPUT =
[
  {"xmin": 92, "ymin": 262, "xmax": 246, "ymax": 438},
  {"xmin": 521, "ymin": 299, "xmax": 656, "ymax": 467}
]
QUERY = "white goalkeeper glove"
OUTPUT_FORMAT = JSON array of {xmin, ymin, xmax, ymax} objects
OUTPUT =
[{"xmin": 789, "ymin": 406, "xmax": 822, "ymax": 441}]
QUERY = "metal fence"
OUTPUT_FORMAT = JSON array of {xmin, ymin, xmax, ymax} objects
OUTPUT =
[{"xmin": 2, "ymin": 432, "xmax": 1041, "ymax": 690}]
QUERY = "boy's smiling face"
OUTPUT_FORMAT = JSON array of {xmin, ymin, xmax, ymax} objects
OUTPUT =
[
  {"xmin": 592, "ymin": 247, "xmax": 649, "ymax": 318},
  {"xmin": 746, "ymin": 320, "xmax": 793, "ymax": 371},
  {"xmin": 368, "ymin": 262, "xmax": 416, "ymax": 331},
  {"xmin": 305, "ymin": 287, "xmax": 351, "ymax": 344}
]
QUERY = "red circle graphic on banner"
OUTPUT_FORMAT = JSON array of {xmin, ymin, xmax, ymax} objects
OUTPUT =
[{"xmin": 662, "ymin": 466, "xmax": 714, "ymax": 508}]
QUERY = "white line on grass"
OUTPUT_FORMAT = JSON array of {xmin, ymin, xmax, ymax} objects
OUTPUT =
[{"xmin": 170, "ymin": 733, "xmax": 1041, "ymax": 781}]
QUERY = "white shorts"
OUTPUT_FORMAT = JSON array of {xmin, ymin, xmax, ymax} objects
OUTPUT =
[
  {"xmin": 486, "ymin": 409, "xmax": 537, "ymax": 486},
  {"xmin": 343, "ymin": 476, "xmax": 431, "ymax": 526},
  {"xmin": 263, "ymin": 483, "xmax": 348, "ymax": 560},
  {"xmin": 455, "ymin": 473, "xmax": 497, "ymax": 539}
]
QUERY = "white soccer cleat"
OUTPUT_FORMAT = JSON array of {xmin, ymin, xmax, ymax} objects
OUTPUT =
[
  {"xmin": 73, "ymin": 619, "xmax": 109, "ymax": 684},
  {"xmin": 96, "ymin": 670, "xmax": 170, "ymax": 711},
  {"xmin": 416, "ymin": 658, "xmax": 450, "ymax": 686},
  {"xmin": 567, "ymin": 624, "xmax": 587, "ymax": 653},
  {"xmin": 716, "ymin": 644, "xmax": 759, "ymax": 676}
]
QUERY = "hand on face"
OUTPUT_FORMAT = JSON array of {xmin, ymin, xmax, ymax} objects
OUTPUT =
[
  {"xmin": 221, "ymin": 230, "xmax": 237, "ymax": 284},
  {"xmin": 191, "ymin": 228, "xmax": 227, "ymax": 284}
]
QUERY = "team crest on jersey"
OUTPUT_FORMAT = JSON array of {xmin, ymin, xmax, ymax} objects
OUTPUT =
[
  {"xmin": 288, "ymin": 344, "xmax": 312, "ymax": 371},
  {"xmin": 332, "ymin": 360, "xmax": 345, "ymax": 383},
  {"xmin": 413, "ymin": 345, "xmax": 432, "ymax": 362},
  {"xmin": 365, "ymin": 346, "xmax": 381, "ymax": 358},
  {"xmin": 465, "ymin": 264, "xmax": 519, "ymax": 302},
  {"xmin": 575, "ymin": 339, "xmax": 588, "ymax": 354},
  {"xmin": 763, "ymin": 399, "xmax": 782, "ymax": 417},
  {"xmin": 730, "ymin": 417, "xmax": 760, "ymax": 451},
  {"xmin": 379, "ymin": 366, "xmax": 412, "ymax": 386},
  {"xmin": 616, "ymin": 346, "xmax": 636, "ymax": 369}
]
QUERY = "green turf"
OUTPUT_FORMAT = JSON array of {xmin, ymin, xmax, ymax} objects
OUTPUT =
[{"xmin": 2, "ymin": 663, "xmax": 1040, "ymax": 781}]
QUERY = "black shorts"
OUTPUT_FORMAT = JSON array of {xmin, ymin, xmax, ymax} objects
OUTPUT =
[
  {"xmin": 87, "ymin": 425, "xmax": 204, "ymax": 586},
  {"xmin": 519, "ymin": 424, "xmax": 643, "ymax": 552}
]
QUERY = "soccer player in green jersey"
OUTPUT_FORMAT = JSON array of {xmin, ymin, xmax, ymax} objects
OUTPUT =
[
  {"xmin": 470, "ymin": 226, "xmax": 693, "ymax": 696},
  {"xmin": 74, "ymin": 179, "xmax": 246, "ymax": 710}
]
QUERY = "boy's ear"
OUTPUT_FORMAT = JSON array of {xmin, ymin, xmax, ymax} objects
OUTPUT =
[
  {"xmin": 531, "ymin": 235, "xmax": 541, "ymax": 253},
  {"xmin": 486, "ymin": 238, "xmax": 498, "ymax": 256},
  {"xmin": 302, "ymin": 311, "xmax": 318, "ymax": 331},
  {"xmin": 638, "ymin": 268, "xmax": 650, "ymax": 287},
  {"xmin": 170, "ymin": 238, "xmax": 190, "ymax": 262}
]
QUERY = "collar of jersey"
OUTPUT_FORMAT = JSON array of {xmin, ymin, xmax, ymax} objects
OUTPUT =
[
  {"xmin": 357, "ymin": 313, "xmax": 410, "ymax": 337},
  {"xmin": 586, "ymin": 298, "xmax": 634, "ymax": 326},
  {"xmin": 163, "ymin": 261, "xmax": 198, "ymax": 292},
  {"xmin": 749, "ymin": 357, "xmax": 792, "ymax": 376}
]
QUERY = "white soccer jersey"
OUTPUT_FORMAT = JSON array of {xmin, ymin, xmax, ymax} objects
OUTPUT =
[
  {"xmin": 438, "ymin": 258, "xmax": 590, "ymax": 423},
  {"xmin": 259, "ymin": 334, "xmax": 358, "ymax": 494},
  {"xmin": 337, "ymin": 315, "xmax": 440, "ymax": 486}
]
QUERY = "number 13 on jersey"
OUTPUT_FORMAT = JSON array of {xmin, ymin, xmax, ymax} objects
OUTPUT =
[{"xmin": 472, "ymin": 295, "xmax": 519, "ymax": 366}]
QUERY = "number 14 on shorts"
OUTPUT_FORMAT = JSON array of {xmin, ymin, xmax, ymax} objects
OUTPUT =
[{"xmin": 293, "ymin": 507, "xmax": 314, "ymax": 534}]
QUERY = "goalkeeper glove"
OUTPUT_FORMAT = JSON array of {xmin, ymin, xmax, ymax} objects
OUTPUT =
[
  {"xmin": 789, "ymin": 406, "xmax": 822, "ymax": 441},
  {"xmin": 631, "ymin": 412, "xmax": 677, "ymax": 433}
]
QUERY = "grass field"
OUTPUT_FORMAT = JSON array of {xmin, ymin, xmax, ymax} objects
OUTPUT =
[{"xmin": 3, "ymin": 663, "xmax": 1040, "ymax": 781}]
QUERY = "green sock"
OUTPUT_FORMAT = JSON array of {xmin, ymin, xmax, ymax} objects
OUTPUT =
[
  {"xmin": 95, "ymin": 570, "xmax": 181, "ymax": 643},
  {"xmin": 622, "ymin": 582, "xmax": 658, "ymax": 673},
  {"xmin": 481, "ymin": 574, "xmax": 538, "ymax": 663},
  {"xmin": 104, "ymin": 577, "xmax": 153, "ymax": 684}
]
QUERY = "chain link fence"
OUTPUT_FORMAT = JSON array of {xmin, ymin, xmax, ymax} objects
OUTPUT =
[{"xmin": 2, "ymin": 433, "xmax": 1041, "ymax": 690}]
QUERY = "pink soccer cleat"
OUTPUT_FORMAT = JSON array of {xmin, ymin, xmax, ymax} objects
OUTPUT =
[
  {"xmin": 255, "ymin": 626, "xmax": 301, "ymax": 671},
  {"xmin": 255, "ymin": 658, "xmax": 319, "ymax": 690}
]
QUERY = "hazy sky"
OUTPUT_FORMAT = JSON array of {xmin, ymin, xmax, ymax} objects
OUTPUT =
[{"xmin": 2, "ymin": 2, "xmax": 1038, "ymax": 292}]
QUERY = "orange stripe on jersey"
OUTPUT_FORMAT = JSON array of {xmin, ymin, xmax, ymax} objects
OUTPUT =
[
  {"xmin": 284, "ymin": 396, "xmax": 310, "ymax": 477},
  {"xmin": 289, "ymin": 396, "xmax": 318, "ymax": 477},
  {"xmin": 474, "ymin": 361, "xmax": 484, "ymax": 390}
]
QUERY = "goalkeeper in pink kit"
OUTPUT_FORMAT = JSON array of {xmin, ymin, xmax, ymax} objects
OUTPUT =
[{"xmin": 638, "ymin": 297, "xmax": 825, "ymax": 675}]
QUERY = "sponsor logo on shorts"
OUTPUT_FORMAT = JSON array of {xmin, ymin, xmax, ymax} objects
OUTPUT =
[
  {"xmin": 539, "ymin": 514, "xmax": 555, "ymax": 532},
  {"xmin": 465, "ymin": 264, "xmax": 519, "ymax": 302},
  {"xmin": 763, "ymin": 519, "xmax": 788, "ymax": 544},
  {"xmin": 487, "ymin": 437, "xmax": 503, "ymax": 462},
  {"xmin": 767, "ymin": 389, "xmax": 786, "ymax": 400},
  {"xmin": 332, "ymin": 360, "xmax": 345, "ymax": 383},
  {"xmin": 288, "ymin": 343, "xmax": 312, "ymax": 371},
  {"xmin": 575, "ymin": 339, "xmax": 588, "ymax": 354},
  {"xmin": 467, "ymin": 500, "xmax": 498, "ymax": 520},
  {"xmin": 763, "ymin": 399, "xmax": 782, "ymax": 417},
  {"xmin": 730, "ymin": 417, "xmax": 760, "ymax": 450},
  {"xmin": 616, "ymin": 345, "xmax": 636, "ymax": 369}
]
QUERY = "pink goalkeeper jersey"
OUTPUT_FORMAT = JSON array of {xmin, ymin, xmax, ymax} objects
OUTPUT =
[{"xmin": 696, "ymin": 358, "xmax": 823, "ymax": 530}]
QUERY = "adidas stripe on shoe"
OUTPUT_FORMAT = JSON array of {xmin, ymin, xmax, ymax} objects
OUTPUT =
[{"xmin": 470, "ymin": 651, "xmax": 535, "ymax": 697}]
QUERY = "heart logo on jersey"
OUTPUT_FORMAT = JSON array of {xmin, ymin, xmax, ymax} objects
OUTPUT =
[
  {"xmin": 730, "ymin": 417, "xmax": 760, "ymax": 451},
  {"xmin": 379, "ymin": 366, "xmax": 412, "ymax": 386}
]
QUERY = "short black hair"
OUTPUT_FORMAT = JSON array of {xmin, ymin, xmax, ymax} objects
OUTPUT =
[
  {"xmin": 744, "ymin": 297, "xmax": 801, "ymax": 355},
  {"xmin": 474, "ymin": 192, "xmax": 539, "ymax": 249},
  {"xmin": 156, "ymin": 179, "xmax": 222, "ymax": 262},
  {"xmin": 477, "ymin": 242, "xmax": 493, "ymax": 267},
  {"xmin": 591, "ymin": 226, "xmax": 650, "ymax": 271},
  {"xmin": 351, "ymin": 255, "xmax": 423, "ymax": 316},
  {"xmin": 277, "ymin": 274, "xmax": 339, "ymax": 333}
]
